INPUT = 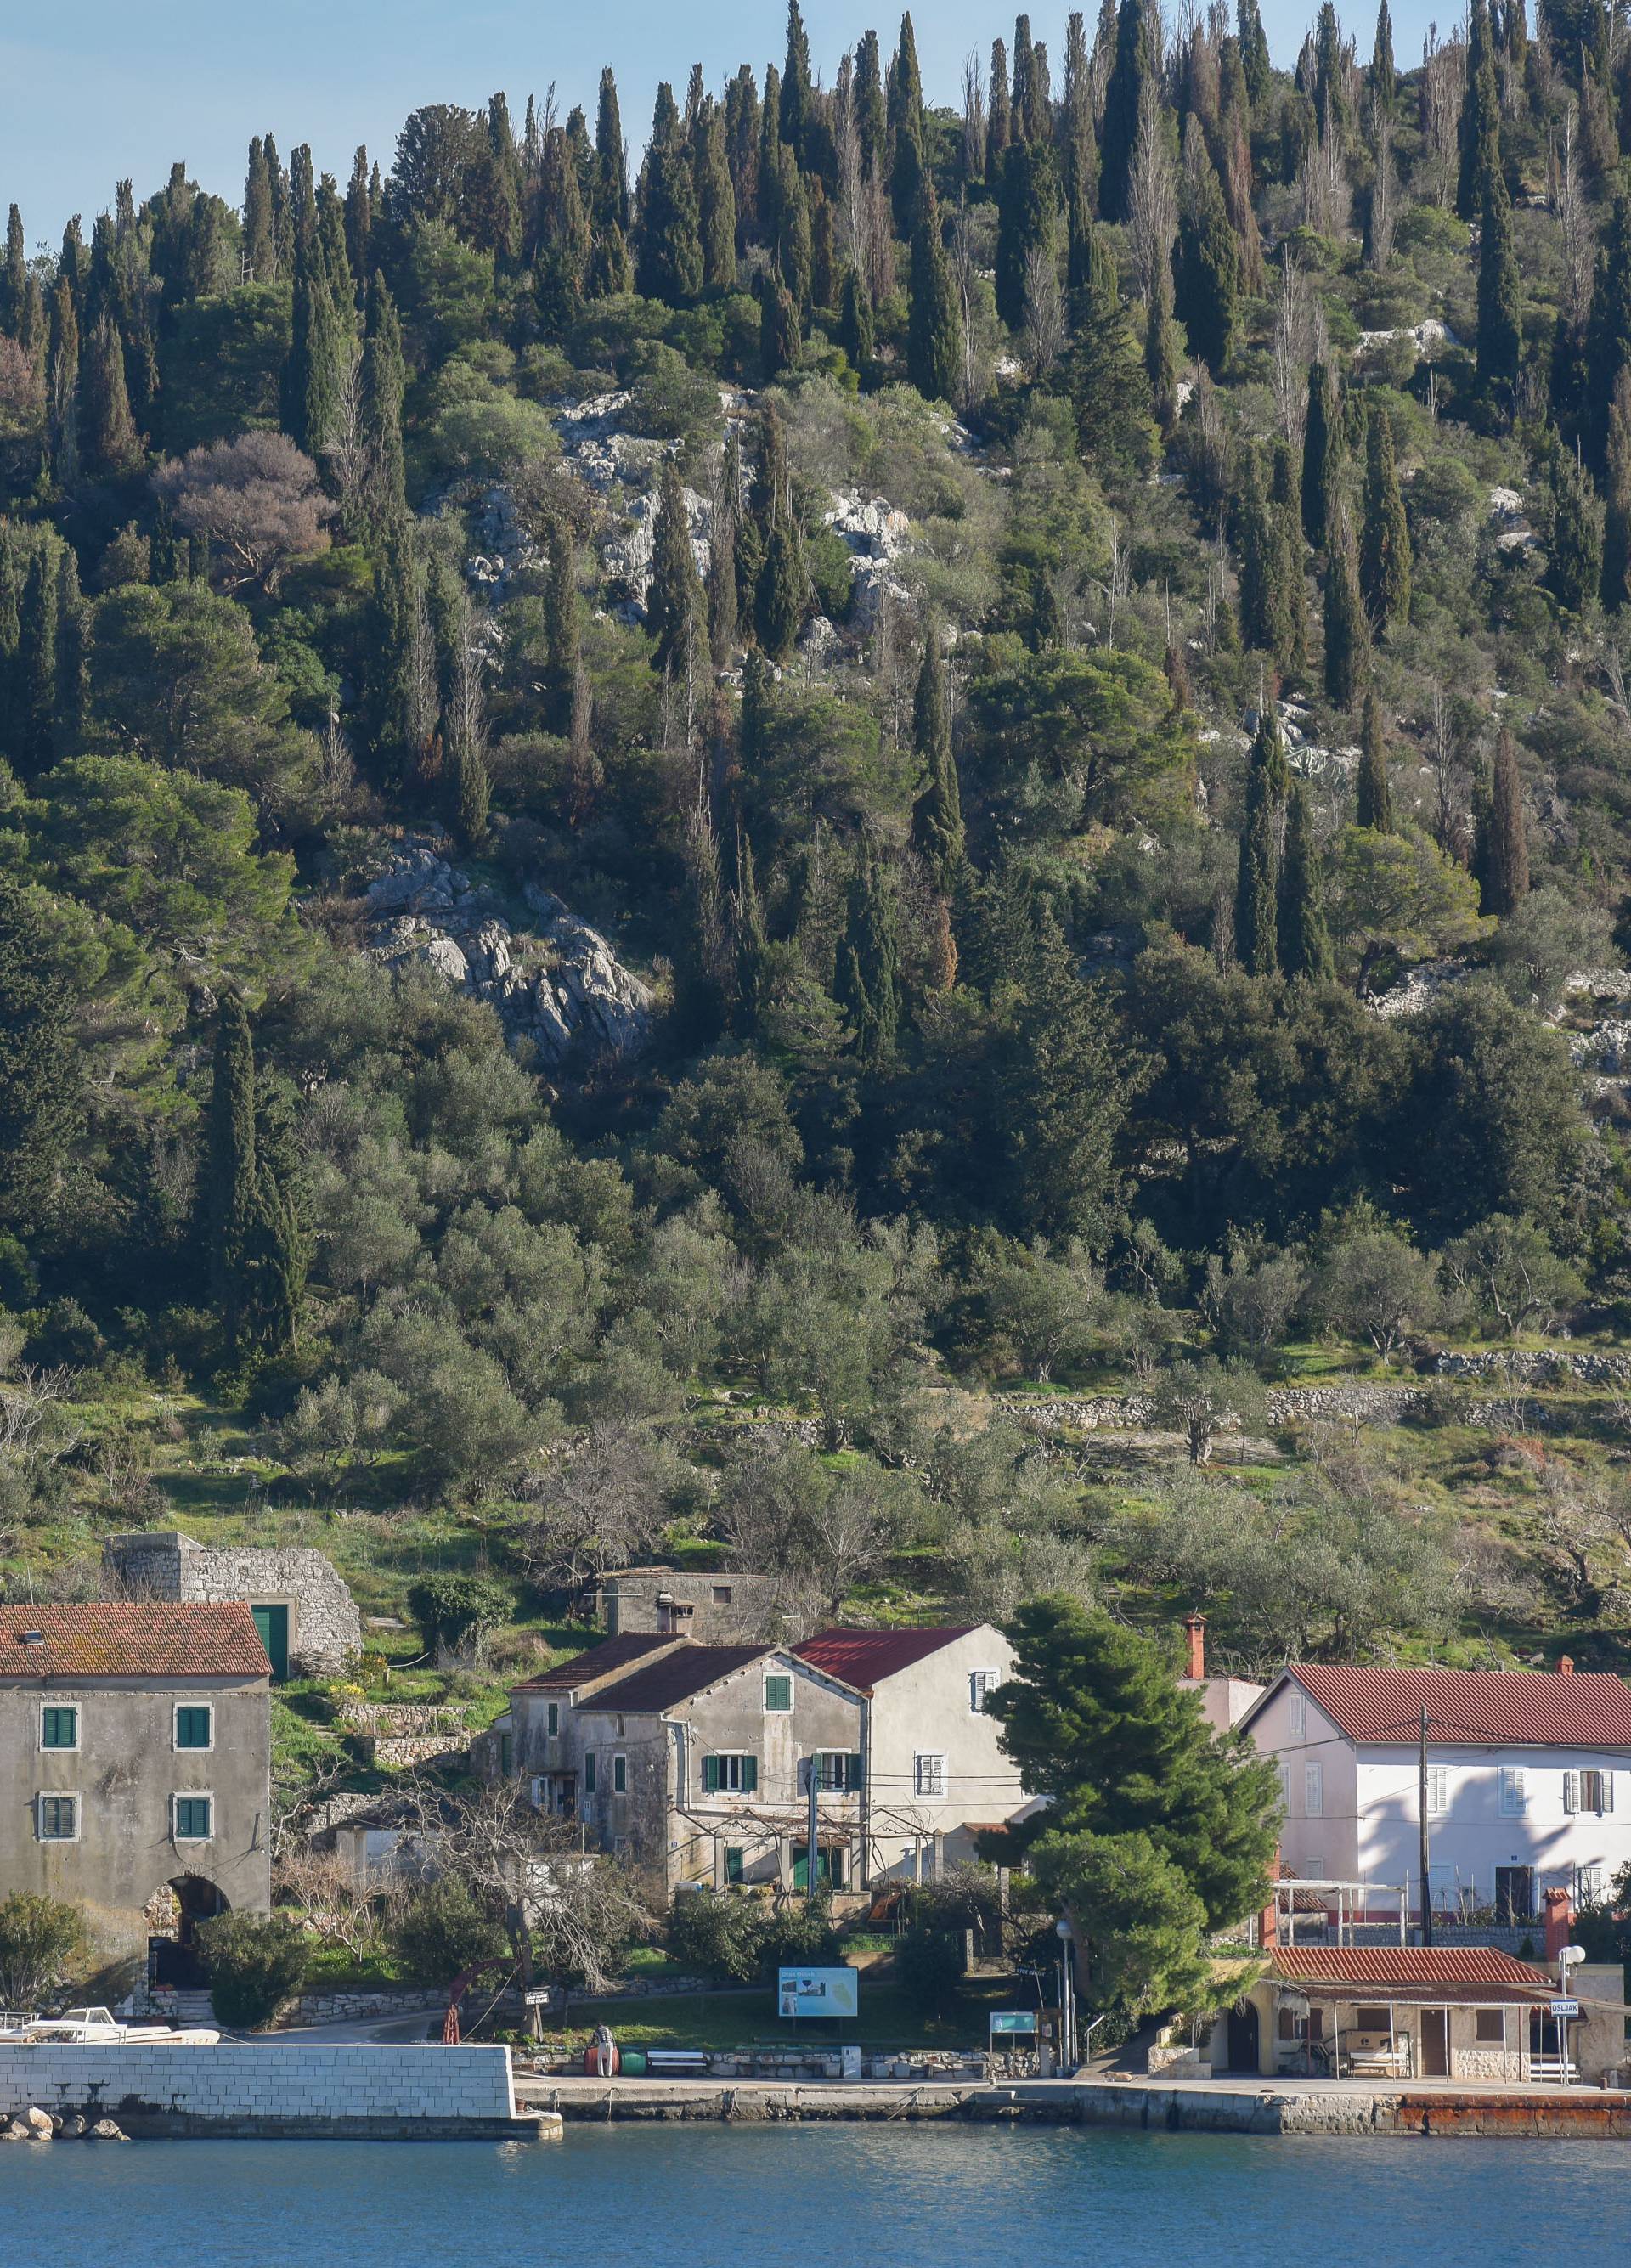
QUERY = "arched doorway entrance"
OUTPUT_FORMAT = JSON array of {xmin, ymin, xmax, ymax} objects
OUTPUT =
[
  {"xmin": 146, "ymin": 1876, "xmax": 230, "ymax": 1989},
  {"xmin": 1222, "ymin": 1999, "xmax": 1260, "ymax": 2074}
]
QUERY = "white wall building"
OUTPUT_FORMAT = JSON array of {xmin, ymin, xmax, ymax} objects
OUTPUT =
[{"xmin": 1240, "ymin": 1662, "xmax": 1631, "ymax": 1925}]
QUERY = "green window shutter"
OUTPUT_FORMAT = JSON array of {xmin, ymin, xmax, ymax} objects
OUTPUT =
[
  {"xmin": 613, "ymin": 1755, "xmax": 626, "ymax": 1793},
  {"xmin": 584, "ymin": 1752, "xmax": 596, "ymax": 1793},
  {"xmin": 547, "ymin": 1703, "xmax": 558, "ymax": 1736},
  {"xmin": 765, "ymin": 1675, "xmax": 791, "ymax": 1712},
  {"xmin": 742, "ymin": 1754, "xmax": 758, "ymax": 1794},
  {"xmin": 175, "ymin": 1797, "xmax": 212, "ymax": 1838},
  {"xmin": 176, "ymin": 1707, "xmax": 211, "ymax": 1750},
  {"xmin": 42, "ymin": 1707, "xmax": 77, "ymax": 1749},
  {"xmin": 499, "ymin": 1734, "xmax": 514, "ymax": 1776},
  {"xmin": 725, "ymin": 1846, "xmax": 744, "ymax": 1884},
  {"xmin": 848, "ymin": 1752, "xmax": 865, "ymax": 1792},
  {"xmin": 703, "ymin": 1754, "xmax": 720, "ymax": 1794}
]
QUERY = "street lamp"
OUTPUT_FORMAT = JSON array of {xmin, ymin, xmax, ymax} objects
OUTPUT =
[
  {"xmin": 1055, "ymin": 1918, "xmax": 1075, "ymax": 2072},
  {"xmin": 1556, "ymin": 1944, "xmax": 1587, "ymax": 2087}
]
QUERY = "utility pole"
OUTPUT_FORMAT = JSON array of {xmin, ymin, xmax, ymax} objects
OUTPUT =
[{"xmin": 1419, "ymin": 1707, "xmax": 1432, "ymax": 1948}]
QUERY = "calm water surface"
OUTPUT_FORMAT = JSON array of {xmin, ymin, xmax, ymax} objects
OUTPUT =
[{"xmin": 3, "ymin": 2125, "xmax": 1628, "ymax": 2266}]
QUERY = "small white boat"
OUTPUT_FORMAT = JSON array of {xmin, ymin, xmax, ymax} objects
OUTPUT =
[{"xmin": 0, "ymin": 2006, "xmax": 220, "ymax": 2045}]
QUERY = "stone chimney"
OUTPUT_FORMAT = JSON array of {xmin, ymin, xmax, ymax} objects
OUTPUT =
[
  {"xmin": 1543, "ymin": 1885, "xmax": 1574, "ymax": 1963},
  {"xmin": 1558, "ymin": 1655, "xmax": 1575, "ymax": 1674},
  {"xmin": 1183, "ymin": 1614, "xmax": 1206, "ymax": 1683}
]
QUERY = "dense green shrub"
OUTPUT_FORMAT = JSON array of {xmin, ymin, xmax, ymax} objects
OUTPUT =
[{"xmin": 196, "ymin": 1911, "xmax": 312, "ymax": 2028}]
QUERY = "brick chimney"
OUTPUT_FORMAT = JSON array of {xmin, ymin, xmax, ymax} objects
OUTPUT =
[
  {"xmin": 1558, "ymin": 1656, "xmax": 1575, "ymax": 1674},
  {"xmin": 1184, "ymin": 1614, "xmax": 1206, "ymax": 1683},
  {"xmin": 1543, "ymin": 1885, "xmax": 1574, "ymax": 1963}
]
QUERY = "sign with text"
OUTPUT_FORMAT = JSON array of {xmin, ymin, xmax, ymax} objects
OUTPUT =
[
  {"xmin": 1550, "ymin": 1998, "xmax": 1581, "ymax": 2019},
  {"xmin": 523, "ymin": 1987, "xmax": 553, "ymax": 2007},
  {"xmin": 989, "ymin": 2011, "xmax": 1039, "ymax": 2036},
  {"xmin": 777, "ymin": 1966, "xmax": 858, "ymax": 2019}
]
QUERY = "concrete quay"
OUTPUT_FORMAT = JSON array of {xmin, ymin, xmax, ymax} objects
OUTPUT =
[{"xmin": 522, "ymin": 2071, "xmax": 1631, "ymax": 2137}]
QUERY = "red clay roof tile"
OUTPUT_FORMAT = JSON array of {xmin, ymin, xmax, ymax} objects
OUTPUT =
[
  {"xmin": 793, "ymin": 1628, "xmax": 975, "ymax": 1693},
  {"xmin": 0, "ymin": 1602, "xmax": 269, "ymax": 1679},
  {"xmin": 1273, "ymin": 1946, "xmax": 1554, "ymax": 1989},
  {"xmin": 1276, "ymin": 1663, "xmax": 1631, "ymax": 1749}
]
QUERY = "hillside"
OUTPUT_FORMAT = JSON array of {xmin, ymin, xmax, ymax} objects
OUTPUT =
[{"xmin": 3, "ymin": 3, "xmax": 1631, "ymax": 1803}]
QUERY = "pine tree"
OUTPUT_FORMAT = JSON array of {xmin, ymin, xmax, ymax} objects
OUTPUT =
[
  {"xmin": 1234, "ymin": 707, "xmax": 1290, "ymax": 976},
  {"xmin": 838, "ymin": 265, "xmax": 874, "ymax": 373},
  {"xmin": 1323, "ymin": 508, "xmax": 1369, "ymax": 708},
  {"xmin": 1476, "ymin": 162, "xmax": 1522, "ymax": 420},
  {"xmin": 836, "ymin": 849, "xmax": 903, "ymax": 1069},
  {"xmin": 908, "ymin": 185, "xmax": 965, "ymax": 403},
  {"xmin": 1238, "ymin": 0, "xmax": 1273, "ymax": 110},
  {"xmin": 1280, "ymin": 783, "xmax": 1335, "ymax": 980},
  {"xmin": 1606, "ymin": 372, "xmax": 1631, "ymax": 612},
  {"xmin": 1175, "ymin": 150, "xmax": 1240, "ymax": 370},
  {"xmin": 1301, "ymin": 361, "xmax": 1342, "ymax": 550},
  {"xmin": 1359, "ymin": 402, "xmax": 1410, "ymax": 635},
  {"xmin": 1357, "ymin": 687, "xmax": 1394, "ymax": 831},
  {"xmin": 1371, "ymin": 0, "xmax": 1396, "ymax": 111},
  {"xmin": 357, "ymin": 274, "xmax": 407, "ymax": 540},
  {"xmin": 889, "ymin": 13, "xmax": 928, "ymax": 237},
  {"xmin": 910, "ymin": 617, "xmax": 965, "ymax": 889},
  {"xmin": 14, "ymin": 543, "xmax": 57, "ymax": 779},
  {"xmin": 1479, "ymin": 726, "xmax": 1530, "ymax": 916},
  {"xmin": 647, "ymin": 456, "xmax": 706, "ymax": 678},
  {"xmin": 1100, "ymin": 0, "xmax": 1154, "ymax": 221}
]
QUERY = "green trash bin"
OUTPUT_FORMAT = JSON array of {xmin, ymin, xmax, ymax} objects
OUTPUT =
[{"xmin": 620, "ymin": 2049, "xmax": 646, "ymax": 2076}]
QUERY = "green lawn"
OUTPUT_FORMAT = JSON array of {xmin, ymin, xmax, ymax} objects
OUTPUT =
[{"xmin": 540, "ymin": 1973, "xmax": 1024, "ymax": 2055}]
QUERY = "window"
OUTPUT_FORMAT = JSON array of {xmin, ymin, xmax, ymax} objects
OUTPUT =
[
  {"xmin": 40, "ymin": 1706, "xmax": 78, "ymax": 1752},
  {"xmin": 702, "ymin": 1753, "xmax": 758, "ymax": 1794},
  {"xmin": 969, "ymin": 1670, "xmax": 999, "ymax": 1713},
  {"xmin": 914, "ymin": 1753, "xmax": 947, "ymax": 1799},
  {"xmin": 546, "ymin": 1702, "xmax": 559, "ymax": 1737},
  {"xmin": 173, "ymin": 1705, "xmax": 212, "ymax": 1752},
  {"xmin": 1304, "ymin": 1763, "xmax": 1323, "ymax": 1819},
  {"xmin": 1565, "ymin": 1769, "xmax": 1613, "ymax": 1815},
  {"xmin": 612, "ymin": 1754, "xmax": 627, "ymax": 1794},
  {"xmin": 712, "ymin": 1586, "xmax": 732, "ymax": 1605},
  {"xmin": 1498, "ymin": 1767, "xmax": 1528, "ymax": 1817},
  {"xmin": 1495, "ymin": 1865, "xmax": 1534, "ymax": 1924},
  {"xmin": 1353, "ymin": 2007, "xmax": 1392, "ymax": 2035},
  {"xmin": 37, "ymin": 1794, "xmax": 78, "ymax": 1841},
  {"xmin": 1576, "ymin": 1866, "xmax": 1606, "ymax": 1907},
  {"xmin": 1476, "ymin": 2008, "xmax": 1507, "ymax": 2045},
  {"xmin": 764, "ymin": 1675, "xmax": 793, "ymax": 1714},
  {"xmin": 1425, "ymin": 1766, "xmax": 1448, "ymax": 1817},
  {"xmin": 813, "ymin": 1752, "xmax": 864, "ymax": 1793},
  {"xmin": 1277, "ymin": 1762, "xmax": 1291, "ymax": 1812},
  {"xmin": 584, "ymin": 1752, "xmax": 597, "ymax": 1795},
  {"xmin": 724, "ymin": 1846, "xmax": 744, "ymax": 1885},
  {"xmin": 173, "ymin": 1795, "xmax": 212, "ymax": 1840},
  {"xmin": 1428, "ymin": 1863, "xmax": 1457, "ymax": 1915},
  {"xmin": 1288, "ymin": 1691, "xmax": 1306, "ymax": 1737},
  {"xmin": 499, "ymin": 1733, "xmax": 514, "ymax": 1778}
]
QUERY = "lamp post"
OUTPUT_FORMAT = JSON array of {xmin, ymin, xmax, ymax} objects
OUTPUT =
[{"xmin": 1055, "ymin": 1918, "xmax": 1075, "ymax": 2072}]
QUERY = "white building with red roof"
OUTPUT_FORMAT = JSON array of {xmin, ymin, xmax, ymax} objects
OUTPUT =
[{"xmin": 1239, "ymin": 1661, "xmax": 1631, "ymax": 1928}]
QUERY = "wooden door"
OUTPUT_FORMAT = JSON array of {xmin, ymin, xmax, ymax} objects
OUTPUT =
[
  {"xmin": 251, "ymin": 1603, "xmax": 289, "ymax": 1680},
  {"xmin": 1421, "ymin": 2007, "xmax": 1449, "ymax": 2077}
]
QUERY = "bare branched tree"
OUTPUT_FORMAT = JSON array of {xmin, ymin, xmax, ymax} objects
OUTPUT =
[
  {"xmin": 1126, "ymin": 77, "xmax": 1177, "ymax": 306},
  {"xmin": 1022, "ymin": 244, "xmax": 1066, "ymax": 379}
]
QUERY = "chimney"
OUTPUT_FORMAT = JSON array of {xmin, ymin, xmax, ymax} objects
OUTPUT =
[
  {"xmin": 1183, "ymin": 1614, "xmax": 1206, "ymax": 1684},
  {"xmin": 1558, "ymin": 1656, "xmax": 1575, "ymax": 1674},
  {"xmin": 1543, "ymin": 1885, "xmax": 1574, "ymax": 1963}
]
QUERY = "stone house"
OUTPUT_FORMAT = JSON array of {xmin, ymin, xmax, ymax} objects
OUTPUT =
[
  {"xmin": 594, "ymin": 1569, "xmax": 793, "ymax": 1645},
  {"xmin": 1211, "ymin": 1946, "xmax": 1627, "ymax": 2084},
  {"xmin": 482, "ymin": 1622, "xmax": 1032, "ymax": 1898},
  {"xmin": 1240, "ymin": 1662, "xmax": 1631, "ymax": 1926},
  {"xmin": 104, "ymin": 1531, "xmax": 362, "ymax": 1679},
  {"xmin": 0, "ymin": 1603, "xmax": 272, "ymax": 1977}
]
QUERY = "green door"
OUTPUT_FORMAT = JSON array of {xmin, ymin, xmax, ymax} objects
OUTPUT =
[{"xmin": 252, "ymin": 1604, "xmax": 289, "ymax": 1681}]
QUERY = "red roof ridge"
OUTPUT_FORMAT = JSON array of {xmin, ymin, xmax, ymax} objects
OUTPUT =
[
  {"xmin": 0, "ymin": 1601, "xmax": 270, "ymax": 1679},
  {"xmin": 1272, "ymin": 1945, "xmax": 1554, "ymax": 1989},
  {"xmin": 793, "ymin": 1626, "xmax": 984, "ymax": 1693},
  {"xmin": 1247, "ymin": 1662, "xmax": 1631, "ymax": 1749}
]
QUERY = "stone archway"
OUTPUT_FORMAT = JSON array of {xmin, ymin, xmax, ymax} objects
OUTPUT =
[{"xmin": 146, "ymin": 1876, "xmax": 230, "ymax": 1989}]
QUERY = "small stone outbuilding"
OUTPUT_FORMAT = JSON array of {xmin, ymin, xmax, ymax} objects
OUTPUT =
[
  {"xmin": 595, "ymin": 1570, "xmax": 795, "ymax": 1645},
  {"xmin": 104, "ymin": 1532, "xmax": 361, "ymax": 1678}
]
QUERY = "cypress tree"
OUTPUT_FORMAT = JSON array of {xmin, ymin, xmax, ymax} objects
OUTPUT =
[
  {"xmin": 1280, "ymin": 783, "xmax": 1335, "ymax": 980},
  {"xmin": 1313, "ymin": 2, "xmax": 1349, "ymax": 138},
  {"xmin": 151, "ymin": 499, "xmax": 181, "ymax": 585},
  {"xmin": 1271, "ymin": 440, "xmax": 1308, "ymax": 675},
  {"xmin": 281, "ymin": 213, "xmax": 344, "ymax": 457},
  {"xmin": 1237, "ymin": 448, "xmax": 1284, "ymax": 655},
  {"xmin": 1062, "ymin": 9, "xmax": 1099, "ymax": 245},
  {"xmin": 1357, "ymin": 686, "xmax": 1394, "ymax": 831},
  {"xmin": 910, "ymin": 617, "xmax": 965, "ymax": 888},
  {"xmin": 1067, "ymin": 223, "xmax": 1151, "ymax": 463},
  {"xmin": 708, "ymin": 439, "xmax": 740, "ymax": 663},
  {"xmin": 344, "ymin": 147, "xmax": 372, "ymax": 295},
  {"xmin": 889, "ymin": 13, "xmax": 928, "ymax": 237},
  {"xmin": 80, "ymin": 312, "xmax": 141, "ymax": 475},
  {"xmin": 47, "ymin": 277, "xmax": 79, "ymax": 485},
  {"xmin": 15, "ymin": 543, "xmax": 57, "ymax": 778},
  {"xmin": 1013, "ymin": 14, "xmax": 1039, "ymax": 144},
  {"xmin": 731, "ymin": 833, "xmax": 771, "ymax": 1031},
  {"xmin": 759, "ymin": 271, "xmax": 802, "ymax": 381},
  {"xmin": 1548, "ymin": 447, "xmax": 1605, "ymax": 614},
  {"xmin": 1238, "ymin": 0, "xmax": 1273, "ymax": 110},
  {"xmin": 697, "ymin": 104, "xmax": 738, "ymax": 291},
  {"xmin": 542, "ymin": 518, "xmax": 582, "ymax": 733},
  {"xmin": 635, "ymin": 87, "xmax": 704, "ymax": 304},
  {"xmin": 1323, "ymin": 509, "xmax": 1369, "ymax": 709},
  {"xmin": 810, "ymin": 187, "xmax": 838, "ymax": 314},
  {"xmin": 245, "ymin": 139, "xmax": 275, "ymax": 283},
  {"xmin": 838, "ymin": 265, "xmax": 874, "ymax": 373},
  {"xmin": 53, "ymin": 544, "xmax": 86, "ymax": 762},
  {"xmin": 855, "ymin": 34, "xmax": 888, "ymax": 181},
  {"xmin": 1476, "ymin": 164, "xmax": 1522, "ymax": 420},
  {"xmin": 1099, "ymin": 0, "xmax": 1154, "ymax": 222},
  {"xmin": 1457, "ymin": 0, "xmax": 1498, "ymax": 223},
  {"xmin": 988, "ymin": 40, "xmax": 1013, "ymax": 178},
  {"xmin": 1605, "ymin": 372, "xmax": 1631, "ymax": 612},
  {"xmin": 996, "ymin": 139, "xmax": 1058, "ymax": 335},
  {"xmin": 781, "ymin": 0, "xmax": 814, "ymax": 163},
  {"xmin": 1479, "ymin": 726, "xmax": 1530, "ymax": 916},
  {"xmin": 647, "ymin": 456, "xmax": 706, "ymax": 678},
  {"xmin": 536, "ymin": 126, "xmax": 592, "ymax": 329},
  {"xmin": 0, "ymin": 875, "xmax": 81, "ymax": 1222},
  {"xmin": 1370, "ymin": 0, "xmax": 1396, "ymax": 111},
  {"xmin": 1235, "ymin": 708, "xmax": 1290, "ymax": 977},
  {"xmin": 1584, "ymin": 195, "xmax": 1631, "ymax": 471},
  {"xmin": 357, "ymin": 274, "xmax": 407, "ymax": 539},
  {"xmin": 595, "ymin": 68, "xmax": 629, "ymax": 234},
  {"xmin": 836, "ymin": 849, "xmax": 903, "ymax": 1069},
  {"xmin": 206, "ymin": 995, "xmax": 260, "ymax": 1347},
  {"xmin": 908, "ymin": 184, "xmax": 965, "ymax": 403},
  {"xmin": 1301, "ymin": 362, "xmax": 1342, "ymax": 550},
  {"xmin": 770, "ymin": 142, "xmax": 812, "ymax": 311},
  {"xmin": 1359, "ymin": 402, "xmax": 1410, "ymax": 636},
  {"xmin": 1175, "ymin": 150, "xmax": 1240, "ymax": 371},
  {"xmin": 1144, "ymin": 248, "xmax": 1178, "ymax": 432}
]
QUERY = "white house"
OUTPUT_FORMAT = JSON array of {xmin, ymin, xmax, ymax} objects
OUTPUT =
[{"xmin": 1240, "ymin": 1662, "xmax": 1631, "ymax": 1925}]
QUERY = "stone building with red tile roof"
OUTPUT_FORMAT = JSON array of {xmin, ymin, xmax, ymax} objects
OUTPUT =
[{"xmin": 0, "ymin": 1604, "xmax": 272, "ymax": 1982}]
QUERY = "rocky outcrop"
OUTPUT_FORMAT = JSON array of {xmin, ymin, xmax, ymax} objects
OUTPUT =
[
  {"xmin": 822, "ymin": 489, "xmax": 913, "ymax": 629},
  {"xmin": 363, "ymin": 838, "xmax": 654, "ymax": 1070}
]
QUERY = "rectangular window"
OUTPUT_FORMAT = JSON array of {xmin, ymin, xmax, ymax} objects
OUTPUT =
[
  {"xmin": 1304, "ymin": 1763, "xmax": 1323, "ymax": 1819},
  {"xmin": 1498, "ymin": 1767, "xmax": 1528, "ymax": 1817},
  {"xmin": 1568, "ymin": 1769, "xmax": 1611, "ymax": 1814},
  {"xmin": 499, "ymin": 1733, "xmax": 514, "ymax": 1778},
  {"xmin": 546, "ymin": 1702, "xmax": 559, "ymax": 1737},
  {"xmin": 37, "ymin": 1793, "xmax": 78, "ymax": 1841},
  {"xmin": 1277, "ymin": 1762, "xmax": 1291, "ymax": 1814},
  {"xmin": 1476, "ymin": 2008, "xmax": 1507, "ymax": 2045},
  {"xmin": 1425, "ymin": 1767, "xmax": 1448, "ymax": 1816},
  {"xmin": 712, "ymin": 1585, "xmax": 732, "ymax": 1605},
  {"xmin": 814, "ymin": 1752, "xmax": 864, "ymax": 1793},
  {"xmin": 1288, "ymin": 1691, "xmax": 1306, "ymax": 1737},
  {"xmin": 41, "ymin": 1706, "xmax": 78, "ymax": 1752},
  {"xmin": 173, "ymin": 1705, "xmax": 212, "ymax": 1752},
  {"xmin": 173, "ymin": 1795, "xmax": 212, "ymax": 1840},
  {"xmin": 764, "ymin": 1675, "xmax": 793, "ymax": 1714},
  {"xmin": 612, "ymin": 1753, "xmax": 626, "ymax": 1794},
  {"xmin": 969, "ymin": 1670, "xmax": 999, "ymax": 1713},
  {"xmin": 702, "ymin": 1753, "xmax": 758, "ymax": 1794},
  {"xmin": 914, "ymin": 1753, "xmax": 947, "ymax": 1798},
  {"xmin": 584, "ymin": 1752, "xmax": 597, "ymax": 1795},
  {"xmin": 1354, "ymin": 2007, "xmax": 1392, "ymax": 2035}
]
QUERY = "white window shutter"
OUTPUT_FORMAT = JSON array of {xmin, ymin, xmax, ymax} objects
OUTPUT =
[
  {"xmin": 1563, "ymin": 1770, "xmax": 1578, "ymax": 1815},
  {"xmin": 1604, "ymin": 1771, "xmax": 1616, "ymax": 1814}
]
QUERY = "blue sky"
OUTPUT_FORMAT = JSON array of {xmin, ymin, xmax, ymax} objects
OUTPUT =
[{"xmin": 4, "ymin": 2, "xmax": 1431, "ymax": 249}]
